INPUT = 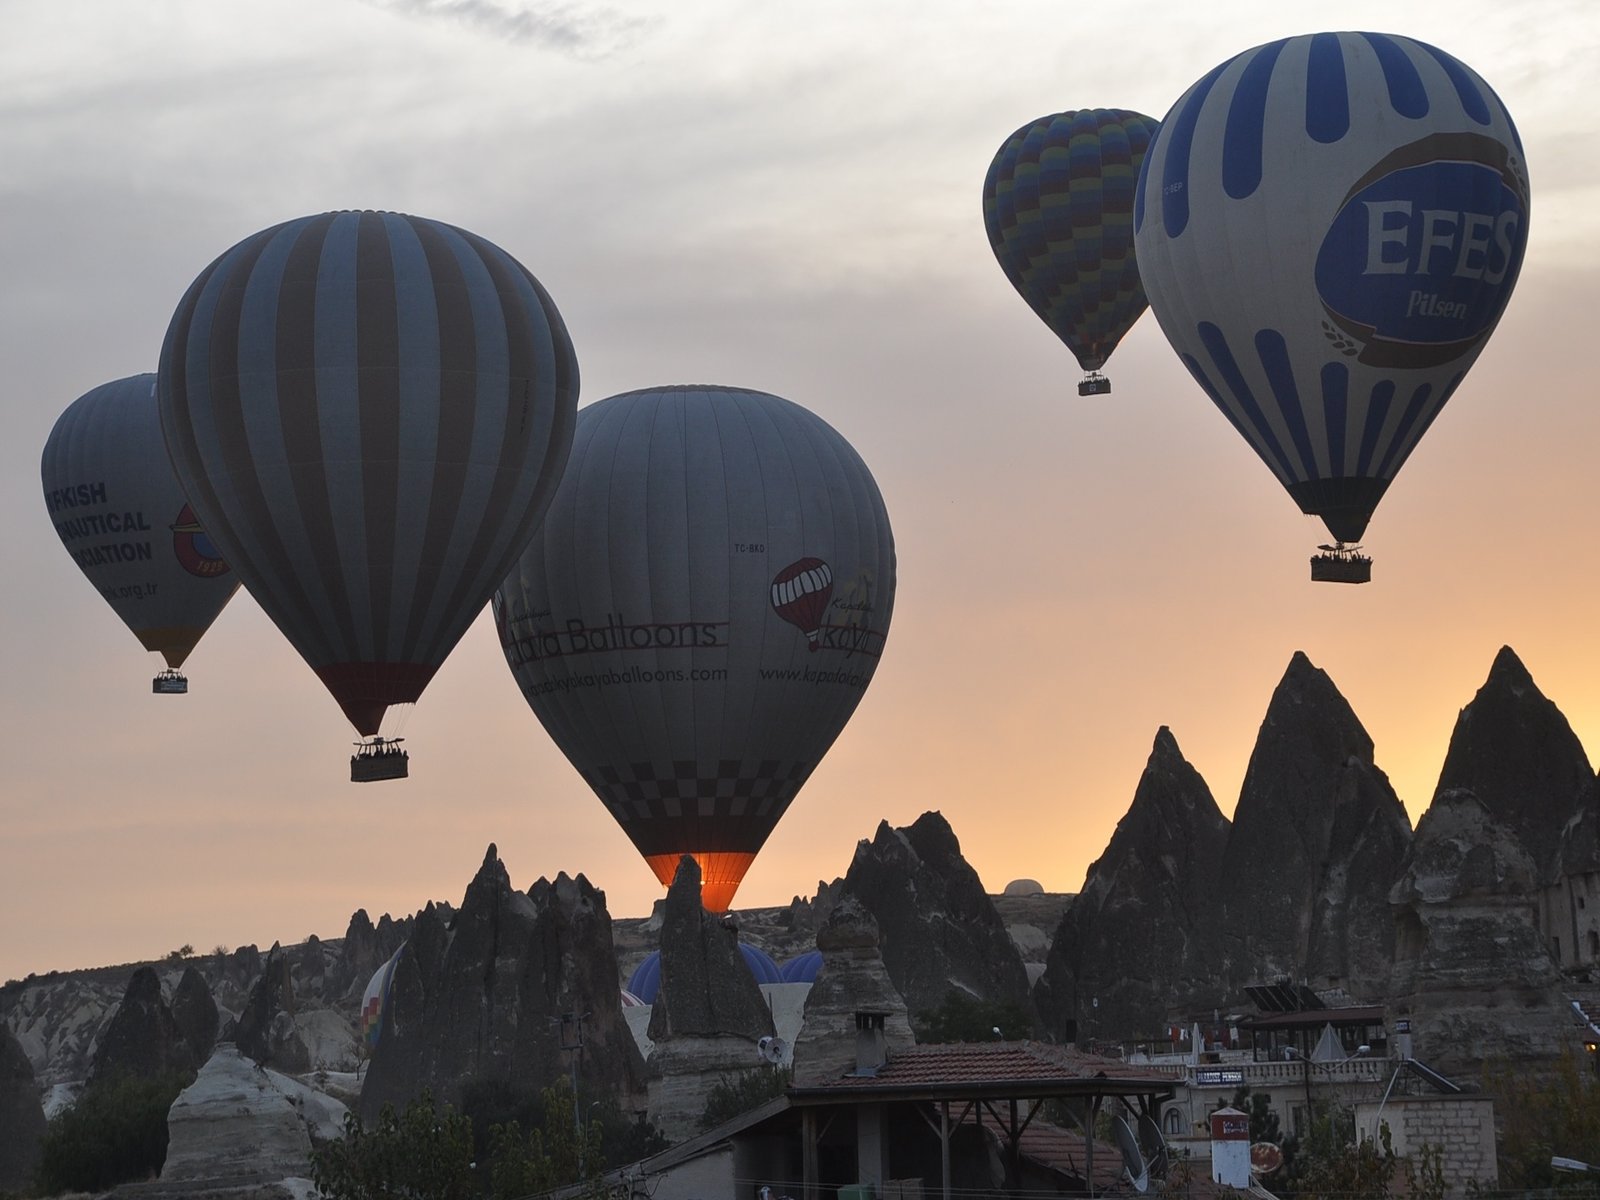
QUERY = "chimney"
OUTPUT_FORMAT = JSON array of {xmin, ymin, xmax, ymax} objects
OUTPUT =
[{"xmin": 853, "ymin": 1011, "xmax": 889, "ymax": 1076}]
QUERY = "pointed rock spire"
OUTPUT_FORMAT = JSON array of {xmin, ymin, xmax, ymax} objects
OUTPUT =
[
  {"xmin": 841, "ymin": 811, "xmax": 1035, "ymax": 1031},
  {"xmin": 1433, "ymin": 647, "xmax": 1590, "ymax": 876},
  {"xmin": 1034, "ymin": 726, "xmax": 1229, "ymax": 1041},
  {"xmin": 1216, "ymin": 652, "xmax": 1410, "ymax": 999}
]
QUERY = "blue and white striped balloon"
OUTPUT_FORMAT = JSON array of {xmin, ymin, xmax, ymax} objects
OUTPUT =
[{"xmin": 1134, "ymin": 32, "xmax": 1529, "ymax": 546}]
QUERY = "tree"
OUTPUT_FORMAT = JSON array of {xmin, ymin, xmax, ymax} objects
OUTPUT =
[
  {"xmin": 310, "ymin": 1090, "xmax": 477, "ymax": 1200},
  {"xmin": 699, "ymin": 1064, "xmax": 791, "ymax": 1131},
  {"xmin": 1486, "ymin": 1047, "xmax": 1600, "ymax": 1190},
  {"xmin": 33, "ymin": 1069, "xmax": 192, "ymax": 1194},
  {"xmin": 487, "ymin": 1083, "xmax": 607, "ymax": 1200},
  {"xmin": 914, "ymin": 990, "xmax": 1033, "ymax": 1043},
  {"xmin": 1280, "ymin": 1100, "xmax": 1395, "ymax": 1200}
]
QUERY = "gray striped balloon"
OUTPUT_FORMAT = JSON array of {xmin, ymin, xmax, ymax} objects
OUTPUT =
[
  {"xmin": 42, "ymin": 374, "xmax": 240, "ymax": 677},
  {"xmin": 494, "ymin": 385, "xmax": 895, "ymax": 910},
  {"xmin": 158, "ymin": 211, "xmax": 578, "ymax": 736},
  {"xmin": 1133, "ymin": 32, "xmax": 1528, "ymax": 546}
]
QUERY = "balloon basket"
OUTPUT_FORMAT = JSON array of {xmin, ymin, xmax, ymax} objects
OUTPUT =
[
  {"xmin": 152, "ymin": 669, "xmax": 188, "ymax": 695},
  {"xmin": 1310, "ymin": 545, "xmax": 1371, "ymax": 585},
  {"xmin": 352, "ymin": 737, "xmax": 409, "ymax": 783},
  {"xmin": 1078, "ymin": 373, "xmax": 1112, "ymax": 397}
]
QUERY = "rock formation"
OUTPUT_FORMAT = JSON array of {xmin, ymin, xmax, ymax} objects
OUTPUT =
[
  {"xmin": 1214, "ymin": 652, "xmax": 1412, "ymax": 1001},
  {"xmin": 1034, "ymin": 727, "xmax": 1231, "ymax": 1042},
  {"xmin": 791, "ymin": 896, "xmax": 915, "ymax": 1085},
  {"xmin": 647, "ymin": 856, "xmax": 775, "ymax": 1043},
  {"xmin": 644, "ymin": 855, "xmax": 776, "ymax": 1141},
  {"xmin": 360, "ymin": 845, "xmax": 645, "ymax": 1124},
  {"xmin": 88, "ymin": 965, "xmax": 204, "ymax": 1085},
  {"xmin": 171, "ymin": 965, "xmax": 220, "ymax": 1067},
  {"xmin": 159, "ymin": 1044, "xmax": 347, "ymax": 1192},
  {"xmin": 233, "ymin": 944, "xmax": 310, "ymax": 1074},
  {"xmin": 1433, "ymin": 646, "xmax": 1592, "ymax": 878},
  {"xmin": 1389, "ymin": 791, "xmax": 1569, "ymax": 1074},
  {"xmin": 840, "ymin": 811, "xmax": 1036, "ymax": 1031},
  {"xmin": 0, "ymin": 1024, "xmax": 46, "ymax": 1192}
]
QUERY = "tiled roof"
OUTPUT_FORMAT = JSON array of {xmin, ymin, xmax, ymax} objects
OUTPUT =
[
  {"xmin": 793, "ymin": 1040, "xmax": 1182, "ymax": 1096},
  {"xmin": 959, "ymin": 1118, "xmax": 1232, "ymax": 1199}
]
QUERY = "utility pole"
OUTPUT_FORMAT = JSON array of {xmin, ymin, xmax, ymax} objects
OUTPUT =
[{"xmin": 559, "ymin": 1011, "xmax": 592, "ymax": 1147}]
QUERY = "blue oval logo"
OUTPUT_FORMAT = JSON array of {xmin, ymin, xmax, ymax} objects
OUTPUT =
[{"xmin": 1315, "ymin": 134, "xmax": 1528, "ymax": 370}]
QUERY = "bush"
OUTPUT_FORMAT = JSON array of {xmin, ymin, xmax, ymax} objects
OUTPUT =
[
  {"xmin": 33, "ymin": 1069, "xmax": 192, "ymax": 1194},
  {"xmin": 914, "ymin": 990, "xmax": 1033, "ymax": 1043},
  {"xmin": 310, "ymin": 1090, "xmax": 477, "ymax": 1200},
  {"xmin": 699, "ymin": 1064, "xmax": 791, "ymax": 1131}
]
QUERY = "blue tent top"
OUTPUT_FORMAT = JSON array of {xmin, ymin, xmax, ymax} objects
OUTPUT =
[
  {"xmin": 779, "ymin": 949, "xmax": 823, "ymax": 983},
  {"xmin": 625, "ymin": 943, "xmax": 783, "ymax": 1004}
]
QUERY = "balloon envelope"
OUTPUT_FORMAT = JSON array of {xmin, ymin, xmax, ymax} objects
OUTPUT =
[
  {"xmin": 359, "ymin": 943, "xmax": 405, "ymax": 1050},
  {"xmin": 1133, "ymin": 32, "xmax": 1529, "ymax": 544},
  {"xmin": 984, "ymin": 109, "xmax": 1160, "ymax": 376},
  {"xmin": 496, "ymin": 385, "xmax": 896, "ymax": 911},
  {"xmin": 158, "ymin": 210, "xmax": 579, "ymax": 736},
  {"xmin": 41, "ymin": 374, "xmax": 239, "ymax": 674}
]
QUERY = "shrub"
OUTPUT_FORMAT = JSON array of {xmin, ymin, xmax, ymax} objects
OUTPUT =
[
  {"xmin": 33, "ymin": 1069, "xmax": 191, "ymax": 1194},
  {"xmin": 699, "ymin": 1064, "xmax": 791, "ymax": 1131},
  {"xmin": 310, "ymin": 1090, "xmax": 477, "ymax": 1200},
  {"xmin": 914, "ymin": 989, "xmax": 1033, "ymax": 1043}
]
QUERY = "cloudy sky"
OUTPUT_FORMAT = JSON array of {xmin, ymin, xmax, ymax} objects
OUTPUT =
[{"xmin": 4, "ymin": 0, "xmax": 1597, "ymax": 982}]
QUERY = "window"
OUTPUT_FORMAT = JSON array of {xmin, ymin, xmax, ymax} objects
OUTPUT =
[
  {"xmin": 1581, "ymin": 895, "xmax": 1588, "ymax": 911},
  {"xmin": 1164, "ymin": 1108, "xmax": 1183, "ymax": 1135},
  {"xmin": 1589, "ymin": 930, "xmax": 1598, "ymax": 957}
]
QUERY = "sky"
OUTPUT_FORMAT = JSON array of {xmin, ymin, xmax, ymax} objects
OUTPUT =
[{"xmin": 3, "ymin": 0, "xmax": 1598, "ymax": 983}]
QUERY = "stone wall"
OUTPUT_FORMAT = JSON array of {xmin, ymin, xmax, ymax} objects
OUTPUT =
[
  {"xmin": 1540, "ymin": 869, "xmax": 1600, "ymax": 970},
  {"xmin": 1353, "ymin": 1094, "xmax": 1498, "ymax": 1193}
]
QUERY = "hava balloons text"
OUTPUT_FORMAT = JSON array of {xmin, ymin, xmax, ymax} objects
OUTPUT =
[
  {"xmin": 1133, "ymin": 33, "xmax": 1528, "ymax": 578},
  {"xmin": 496, "ymin": 385, "xmax": 896, "ymax": 910},
  {"xmin": 158, "ymin": 211, "xmax": 578, "ymax": 767},
  {"xmin": 42, "ymin": 374, "xmax": 239, "ymax": 693}
]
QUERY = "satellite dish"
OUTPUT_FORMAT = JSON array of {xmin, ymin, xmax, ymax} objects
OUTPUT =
[
  {"xmin": 757, "ymin": 1036, "xmax": 787, "ymax": 1065},
  {"xmin": 1112, "ymin": 1114, "xmax": 1149, "ymax": 1194},
  {"xmin": 1137, "ymin": 1112, "xmax": 1170, "ymax": 1180},
  {"xmin": 1251, "ymin": 1141, "xmax": 1284, "ymax": 1176}
]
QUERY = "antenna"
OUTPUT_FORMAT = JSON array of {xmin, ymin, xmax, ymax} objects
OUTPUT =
[
  {"xmin": 757, "ymin": 1035, "xmax": 787, "ymax": 1065},
  {"xmin": 1112, "ymin": 1114, "xmax": 1149, "ymax": 1194}
]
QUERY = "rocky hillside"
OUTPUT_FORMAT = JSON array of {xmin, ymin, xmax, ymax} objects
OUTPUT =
[
  {"xmin": 5, "ymin": 643, "xmax": 1596, "ymax": 1162},
  {"xmin": 1036, "ymin": 646, "xmax": 1591, "ymax": 1073}
]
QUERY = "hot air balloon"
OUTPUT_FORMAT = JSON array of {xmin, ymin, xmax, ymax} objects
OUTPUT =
[
  {"xmin": 1133, "ymin": 33, "xmax": 1529, "ymax": 582},
  {"xmin": 41, "ymin": 374, "xmax": 240, "ymax": 693},
  {"xmin": 158, "ymin": 211, "xmax": 578, "ymax": 778},
  {"xmin": 983, "ymin": 108, "xmax": 1160, "ymax": 396},
  {"xmin": 495, "ymin": 385, "xmax": 895, "ymax": 910},
  {"xmin": 359, "ymin": 943, "xmax": 405, "ymax": 1051}
]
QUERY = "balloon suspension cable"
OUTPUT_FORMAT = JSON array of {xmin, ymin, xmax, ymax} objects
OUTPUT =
[
  {"xmin": 351, "ymin": 735, "xmax": 409, "ymax": 783},
  {"xmin": 152, "ymin": 668, "xmax": 188, "ymax": 695},
  {"xmin": 1310, "ymin": 541, "xmax": 1372, "ymax": 585},
  {"xmin": 1078, "ymin": 372, "xmax": 1112, "ymax": 397}
]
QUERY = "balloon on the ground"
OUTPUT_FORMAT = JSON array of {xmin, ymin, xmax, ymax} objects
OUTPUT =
[
  {"xmin": 41, "ymin": 374, "xmax": 239, "ymax": 689},
  {"xmin": 158, "ymin": 210, "xmax": 578, "ymax": 743},
  {"xmin": 984, "ymin": 109, "xmax": 1160, "ymax": 394},
  {"xmin": 1133, "ymin": 33, "xmax": 1528, "ymax": 552},
  {"xmin": 496, "ymin": 385, "xmax": 896, "ymax": 911}
]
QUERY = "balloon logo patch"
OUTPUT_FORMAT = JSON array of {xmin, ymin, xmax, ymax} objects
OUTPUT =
[
  {"xmin": 770, "ymin": 558, "xmax": 833, "ymax": 651},
  {"xmin": 1314, "ymin": 133, "xmax": 1528, "ymax": 369},
  {"xmin": 170, "ymin": 503, "xmax": 230, "ymax": 578}
]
